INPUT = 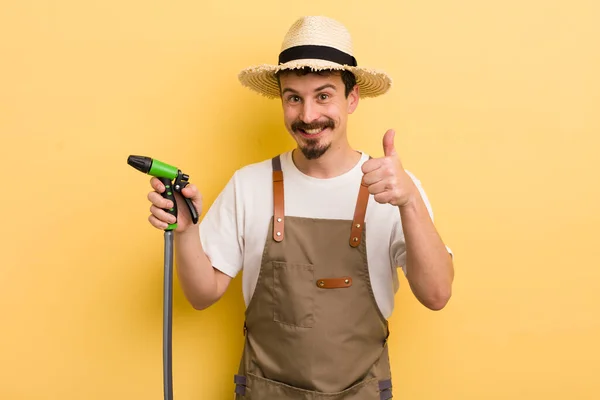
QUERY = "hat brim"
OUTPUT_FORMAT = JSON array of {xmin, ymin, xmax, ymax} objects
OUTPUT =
[{"xmin": 238, "ymin": 59, "xmax": 392, "ymax": 99}]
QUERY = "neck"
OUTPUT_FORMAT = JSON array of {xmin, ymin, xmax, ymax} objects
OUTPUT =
[{"xmin": 292, "ymin": 141, "xmax": 362, "ymax": 179}]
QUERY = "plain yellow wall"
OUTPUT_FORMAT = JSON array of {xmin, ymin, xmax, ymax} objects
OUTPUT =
[{"xmin": 2, "ymin": 0, "xmax": 599, "ymax": 399}]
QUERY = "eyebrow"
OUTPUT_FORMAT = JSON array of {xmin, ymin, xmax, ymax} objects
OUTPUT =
[
  {"xmin": 314, "ymin": 84, "xmax": 337, "ymax": 92},
  {"xmin": 281, "ymin": 87, "xmax": 298, "ymax": 96},
  {"xmin": 281, "ymin": 84, "xmax": 338, "ymax": 96}
]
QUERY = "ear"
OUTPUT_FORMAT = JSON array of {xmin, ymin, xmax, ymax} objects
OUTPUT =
[{"xmin": 347, "ymin": 85, "xmax": 360, "ymax": 114}]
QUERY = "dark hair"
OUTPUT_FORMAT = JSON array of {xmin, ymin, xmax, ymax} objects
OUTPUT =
[{"xmin": 276, "ymin": 67, "xmax": 357, "ymax": 97}]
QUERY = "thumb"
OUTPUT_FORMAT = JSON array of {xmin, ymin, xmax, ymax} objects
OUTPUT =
[{"xmin": 382, "ymin": 129, "xmax": 396, "ymax": 157}]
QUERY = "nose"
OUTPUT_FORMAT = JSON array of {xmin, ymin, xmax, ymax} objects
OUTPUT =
[{"xmin": 300, "ymin": 100, "xmax": 320, "ymax": 123}]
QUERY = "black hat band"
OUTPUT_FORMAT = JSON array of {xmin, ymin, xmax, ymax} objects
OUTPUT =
[{"xmin": 278, "ymin": 45, "xmax": 357, "ymax": 67}]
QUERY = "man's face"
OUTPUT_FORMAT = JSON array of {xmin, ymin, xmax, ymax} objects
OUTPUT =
[{"xmin": 278, "ymin": 71, "xmax": 359, "ymax": 160}]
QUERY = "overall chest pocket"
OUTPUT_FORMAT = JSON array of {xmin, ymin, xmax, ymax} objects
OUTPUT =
[{"xmin": 272, "ymin": 261, "xmax": 315, "ymax": 328}]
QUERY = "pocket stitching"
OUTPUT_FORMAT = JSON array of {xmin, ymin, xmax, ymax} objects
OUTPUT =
[{"xmin": 273, "ymin": 261, "xmax": 315, "ymax": 328}]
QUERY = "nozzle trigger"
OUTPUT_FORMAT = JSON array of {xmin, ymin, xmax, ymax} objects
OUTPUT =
[
  {"xmin": 173, "ymin": 172, "xmax": 199, "ymax": 225},
  {"xmin": 158, "ymin": 172, "xmax": 199, "ymax": 231}
]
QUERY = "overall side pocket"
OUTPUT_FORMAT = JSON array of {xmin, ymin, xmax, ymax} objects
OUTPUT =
[{"xmin": 273, "ymin": 261, "xmax": 315, "ymax": 328}]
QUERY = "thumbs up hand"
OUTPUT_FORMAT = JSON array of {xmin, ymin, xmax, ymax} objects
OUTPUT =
[{"xmin": 361, "ymin": 129, "xmax": 418, "ymax": 207}]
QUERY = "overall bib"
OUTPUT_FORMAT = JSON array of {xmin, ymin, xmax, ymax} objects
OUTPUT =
[{"xmin": 234, "ymin": 156, "xmax": 393, "ymax": 399}]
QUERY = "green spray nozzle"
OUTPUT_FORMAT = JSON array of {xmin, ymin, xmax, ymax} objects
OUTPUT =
[
  {"xmin": 127, "ymin": 155, "xmax": 199, "ymax": 230},
  {"xmin": 128, "ymin": 156, "xmax": 179, "ymax": 180}
]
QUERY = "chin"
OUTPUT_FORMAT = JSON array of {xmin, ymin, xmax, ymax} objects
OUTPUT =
[{"xmin": 299, "ymin": 143, "xmax": 331, "ymax": 160}]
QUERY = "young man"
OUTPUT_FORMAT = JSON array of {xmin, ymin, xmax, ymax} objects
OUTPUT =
[{"xmin": 146, "ymin": 16, "xmax": 453, "ymax": 399}]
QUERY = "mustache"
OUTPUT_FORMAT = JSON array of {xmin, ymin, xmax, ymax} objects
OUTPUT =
[{"xmin": 291, "ymin": 118, "xmax": 335, "ymax": 132}]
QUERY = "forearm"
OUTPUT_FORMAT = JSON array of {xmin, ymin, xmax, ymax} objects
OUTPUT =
[
  {"xmin": 400, "ymin": 195, "xmax": 454, "ymax": 310},
  {"xmin": 173, "ymin": 227, "xmax": 226, "ymax": 310}
]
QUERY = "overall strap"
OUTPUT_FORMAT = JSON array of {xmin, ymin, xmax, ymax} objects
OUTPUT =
[
  {"xmin": 272, "ymin": 156, "xmax": 284, "ymax": 242},
  {"xmin": 271, "ymin": 154, "xmax": 370, "ymax": 247},
  {"xmin": 350, "ymin": 181, "xmax": 369, "ymax": 247},
  {"xmin": 350, "ymin": 156, "xmax": 372, "ymax": 247}
]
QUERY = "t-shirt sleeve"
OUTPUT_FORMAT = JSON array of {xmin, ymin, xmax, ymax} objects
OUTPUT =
[
  {"xmin": 391, "ymin": 171, "xmax": 453, "ymax": 276},
  {"xmin": 198, "ymin": 172, "xmax": 244, "ymax": 278}
]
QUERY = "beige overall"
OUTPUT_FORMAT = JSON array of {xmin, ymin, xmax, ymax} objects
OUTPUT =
[{"xmin": 233, "ymin": 155, "xmax": 393, "ymax": 399}]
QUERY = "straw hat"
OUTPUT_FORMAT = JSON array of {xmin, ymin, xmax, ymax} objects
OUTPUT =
[{"xmin": 238, "ymin": 16, "xmax": 392, "ymax": 99}]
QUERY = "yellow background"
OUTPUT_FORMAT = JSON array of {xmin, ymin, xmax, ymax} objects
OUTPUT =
[{"xmin": 2, "ymin": 0, "xmax": 599, "ymax": 399}]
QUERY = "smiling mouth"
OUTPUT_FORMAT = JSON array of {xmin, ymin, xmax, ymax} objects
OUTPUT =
[
  {"xmin": 292, "ymin": 119, "xmax": 335, "ymax": 138},
  {"xmin": 299, "ymin": 127, "xmax": 326, "ymax": 136},
  {"xmin": 297, "ymin": 127, "xmax": 331, "ymax": 139}
]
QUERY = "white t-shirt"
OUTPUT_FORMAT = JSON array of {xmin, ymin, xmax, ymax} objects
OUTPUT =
[{"xmin": 199, "ymin": 150, "xmax": 439, "ymax": 319}]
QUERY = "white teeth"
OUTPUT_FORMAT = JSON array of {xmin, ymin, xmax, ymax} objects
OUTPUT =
[{"xmin": 304, "ymin": 128, "xmax": 324, "ymax": 135}]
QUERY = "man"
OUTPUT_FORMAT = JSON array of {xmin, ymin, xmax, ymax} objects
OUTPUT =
[{"xmin": 146, "ymin": 16, "xmax": 453, "ymax": 399}]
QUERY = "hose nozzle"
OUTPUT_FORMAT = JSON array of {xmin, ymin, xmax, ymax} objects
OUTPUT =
[
  {"xmin": 127, "ymin": 154, "xmax": 199, "ymax": 229},
  {"xmin": 127, "ymin": 155, "xmax": 179, "ymax": 180},
  {"xmin": 127, "ymin": 155, "xmax": 153, "ymax": 174}
]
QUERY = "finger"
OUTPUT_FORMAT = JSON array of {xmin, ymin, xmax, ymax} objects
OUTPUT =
[
  {"xmin": 374, "ymin": 192, "xmax": 394, "ymax": 204},
  {"xmin": 180, "ymin": 184, "xmax": 198, "ymax": 199},
  {"xmin": 361, "ymin": 158, "xmax": 384, "ymax": 174},
  {"xmin": 148, "ymin": 214, "xmax": 170, "ymax": 230},
  {"xmin": 366, "ymin": 180, "xmax": 389, "ymax": 195},
  {"xmin": 150, "ymin": 204, "xmax": 177, "ymax": 224},
  {"xmin": 147, "ymin": 191, "xmax": 173, "ymax": 209},
  {"xmin": 382, "ymin": 129, "xmax": 396, "ymax": 157},
  {"xmin": 150, "ymin": 177, "xmax": 165, "ymax": 193},
  {"xmin": 362, "ymin": 170, "xmax": 384, "ymax": 186}
]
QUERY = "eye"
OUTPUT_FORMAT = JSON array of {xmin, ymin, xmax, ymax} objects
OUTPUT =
[
  {"xmin": 318, "ymin": 93, "xmax": 330, "ymax": 101},
  {"xmin": 288, "ymin": 95, "xmax": 301, "ymax": 103}
]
